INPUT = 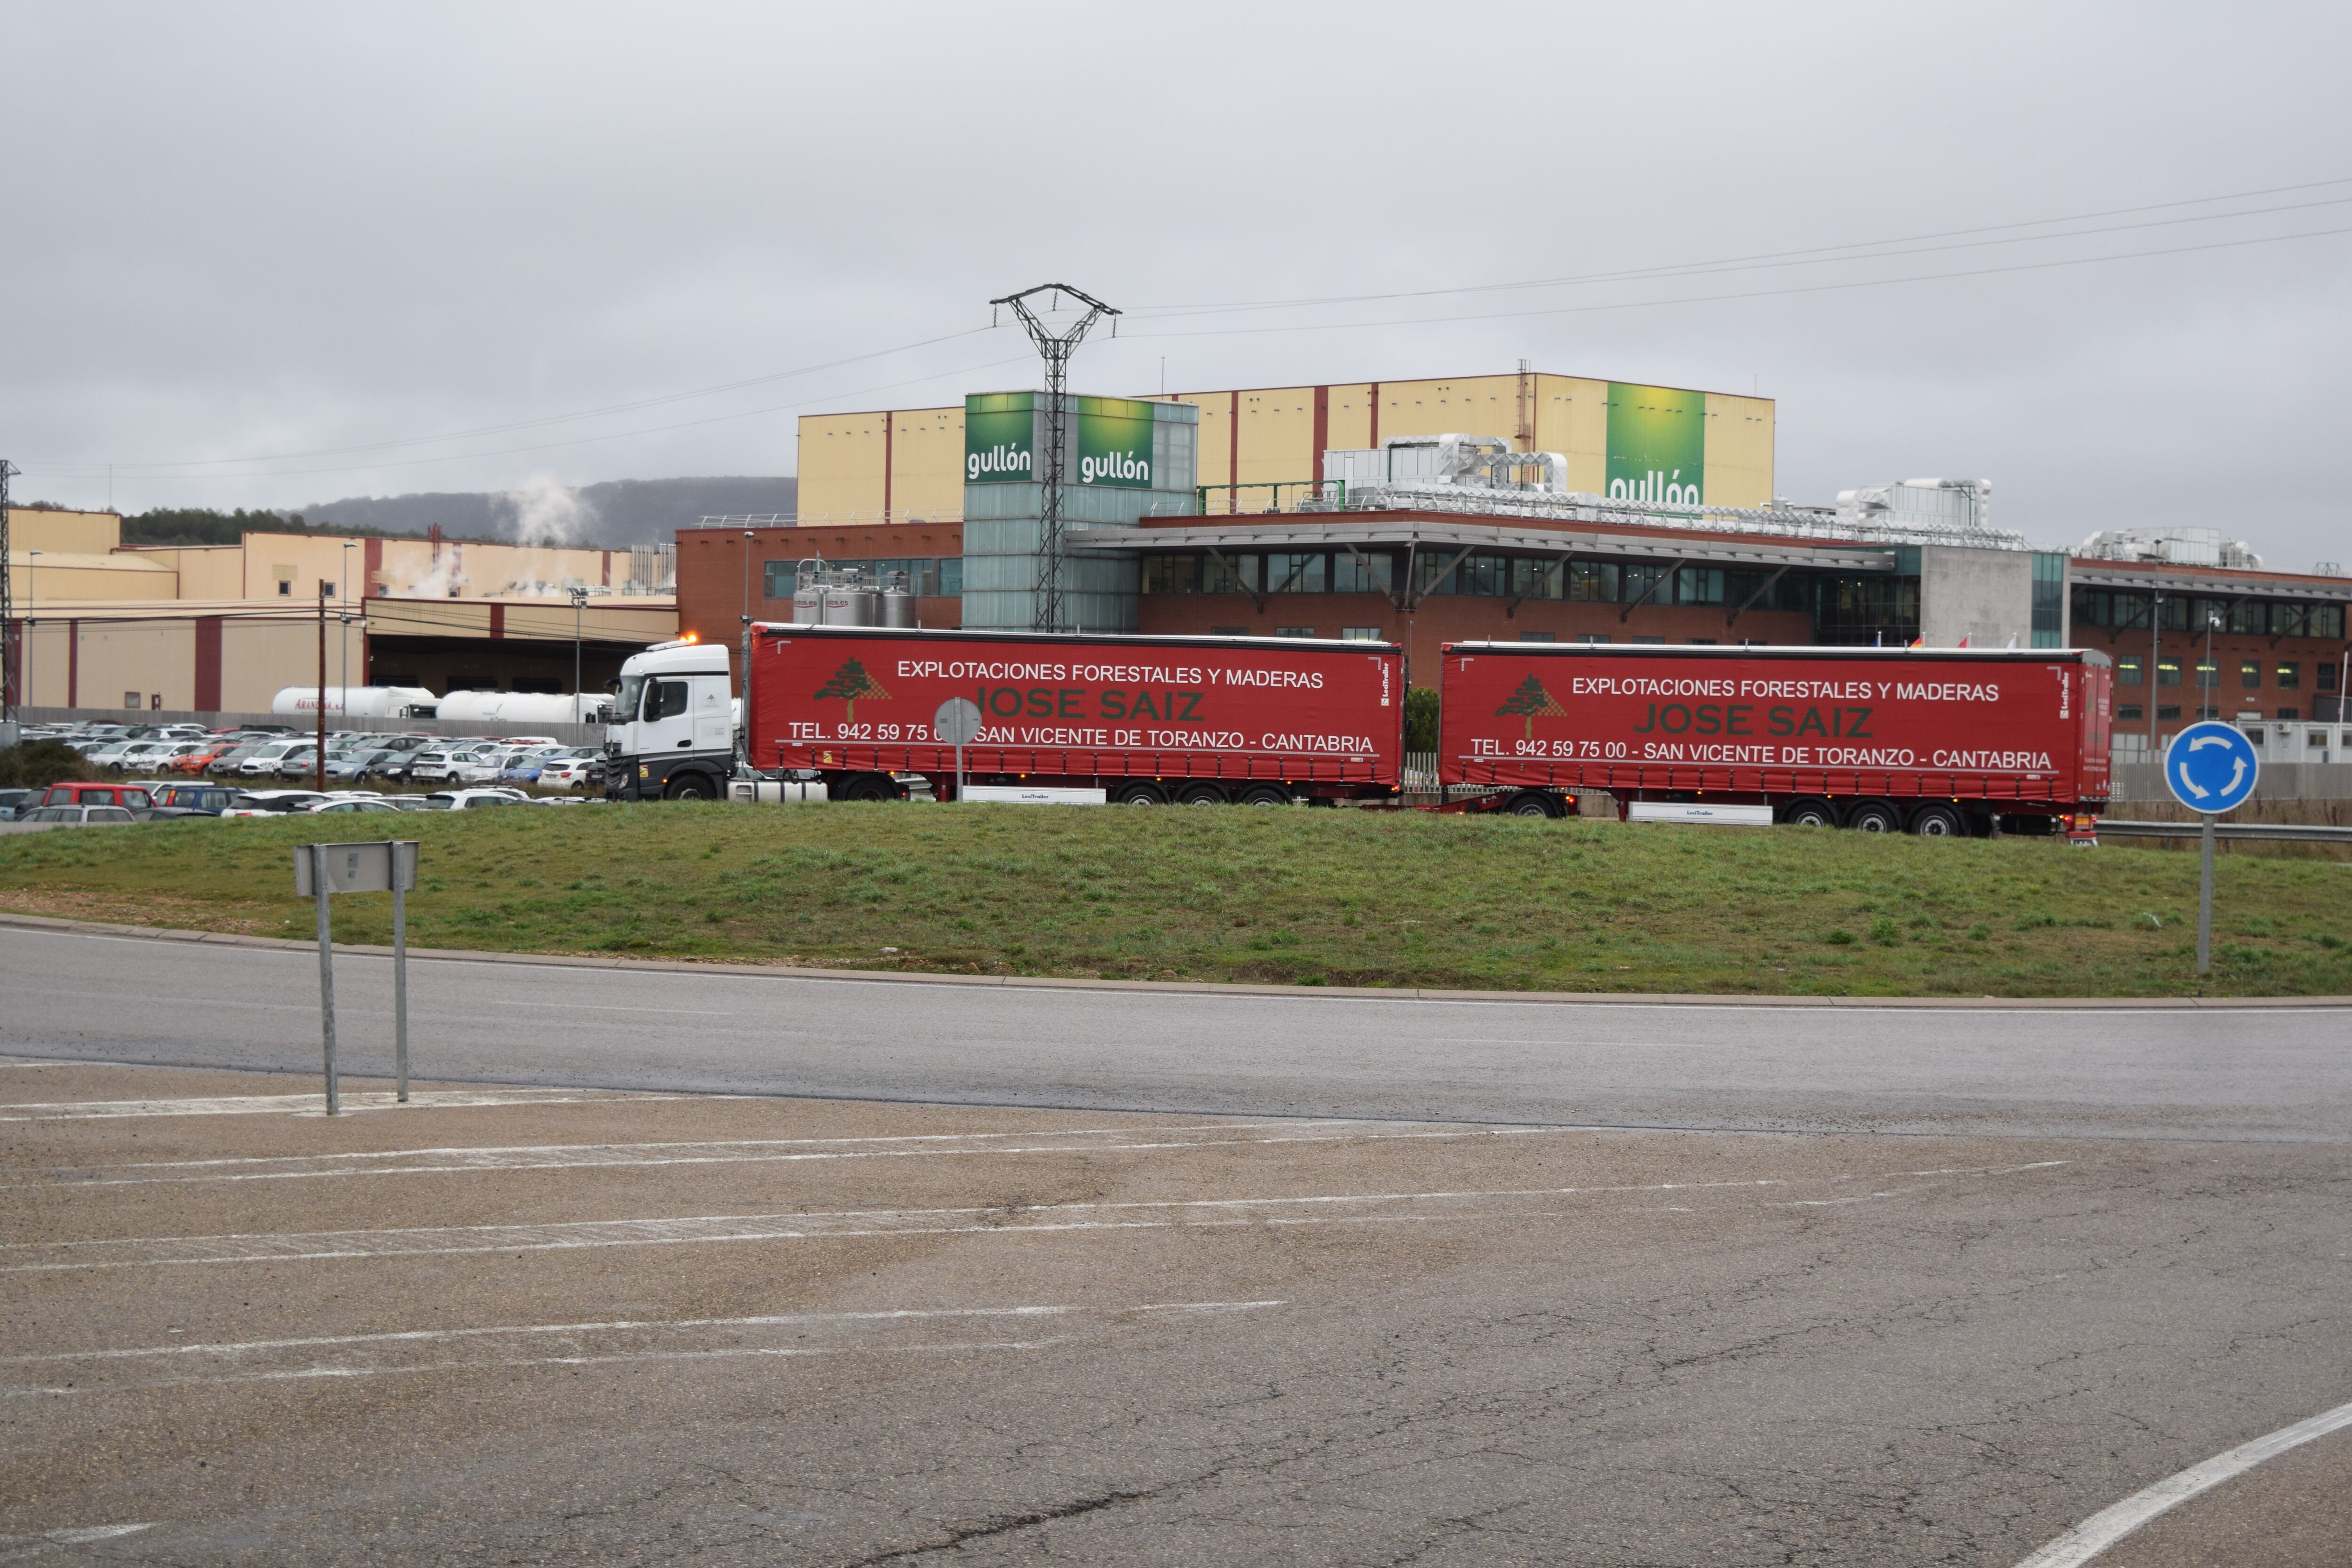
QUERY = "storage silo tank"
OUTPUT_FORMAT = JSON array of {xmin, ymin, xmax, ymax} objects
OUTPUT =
[
  {"xmin": 880, "ymin": 570, "xmax": 915, "ymax": 628},
  {"xmin": 823, "ymin": 570, "xmax": 878, "ymax": 626}
]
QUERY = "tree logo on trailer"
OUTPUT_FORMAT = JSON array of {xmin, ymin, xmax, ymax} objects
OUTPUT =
[
  {"xmin": 1495, "ymin": 675, "xmax": 1566, "ymax": 738},
  {"xmin": 813, "ymin": 658, "xmax": 891, "ymax": 723}
]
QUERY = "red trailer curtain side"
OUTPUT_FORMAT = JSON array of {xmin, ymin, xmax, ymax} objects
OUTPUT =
[
  {"xmin": 750, "ymin": 625, "xmax": 1405, "ymax": 796},
  {"xmin": 1438, "ymin": 643, "xmax": 2113, "ymax": 819}
]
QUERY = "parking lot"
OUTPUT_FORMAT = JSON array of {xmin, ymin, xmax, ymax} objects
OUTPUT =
[
  {"xmin": 3, "ymin": 1047, "xmax": 2347, "ymax": 1566},
  {"xmin": 3, "ymin": 721, "xmax": 609, "ymax": 826}
]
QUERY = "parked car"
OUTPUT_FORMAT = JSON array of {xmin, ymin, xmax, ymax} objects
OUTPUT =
[
  {"xmin": 0, "ymin": 788, "xmax": 36, "ymax": 821},
  {"xmin": 41, "ymin": 782, "xmax": 156, "ymax": 811},
  {"xmin": 419, "ymin": 789, "xmax": 516, "ymax": 810},
  {"xmin": 146, "ymin": 784, "xmax": 252, "ymax": 815},
  {"xmin": 169, "ymin": 742, "xmax": 238, "ymax": 775},
  {"xmin": 274, "ymin": 745, "xmax": 326, "ymax": 780},
  {"xmin": 536, "ymin": 754, "xmax": 598, "ymax": 790},
  {"xmin": 218, "ymin": 790, "xmax": 329, "ymax": 816},
  {"xmin": 237, "ymin": 741, "xmax": 310, "ymax": 776},
  {"xmin": 308, "ymin": 797, "xmax": 402, "ymax": 814},
  {"xmin": 14, "ymin": 804, "xmax": 138, "ymax": 827}
]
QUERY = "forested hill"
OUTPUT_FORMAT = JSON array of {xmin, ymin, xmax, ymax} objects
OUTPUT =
[
  {"xmin": 116, "ymin": 477, "xmax": 799, "ymax": 549},
  {"xmin": 292, "ymin": 477, "xmax": 798, "ymax": 546}
]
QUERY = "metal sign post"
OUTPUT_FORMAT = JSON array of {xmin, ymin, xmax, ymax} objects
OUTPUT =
[
  {"xmin": 294, "ymin": 841, "xmax": 421, "ymax": 1111},
  {"xmin": 2162, "ymin": 721, "xmax": 2260, "ymax": 975},
  {"xmin": 933, "ymin": 697, "xmax": 982, "ymax": 803}
]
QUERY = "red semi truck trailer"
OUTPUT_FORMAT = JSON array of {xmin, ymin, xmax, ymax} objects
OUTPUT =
[
  {"xmin": 1438, "ymin": 643, "xmax": 2113, "ymax": 835},
  {"xmin": 747, "ymin": 624, "xmax": 1404, "ymax": 804}
]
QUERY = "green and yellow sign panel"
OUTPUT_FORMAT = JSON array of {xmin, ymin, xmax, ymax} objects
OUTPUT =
[
  {"xmin": 1605, "ymin": 382, "xmax": 1706, "ymax": 508},
  {"xmin": 1074, "ymin": 395, "xmax": 1156, "ymax": 489},
  {"xmin": 965, "ymin": 391, "xmax": 1160, "ymax": 488},
  {"xmin": 965, "ymin": 392, "xmax": 1037, "ymax": 484}
]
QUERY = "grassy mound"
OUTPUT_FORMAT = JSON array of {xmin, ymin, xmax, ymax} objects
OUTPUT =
[{"xmin": 0, "ymin": 804, "xmax": 2345, "ymax": 997}]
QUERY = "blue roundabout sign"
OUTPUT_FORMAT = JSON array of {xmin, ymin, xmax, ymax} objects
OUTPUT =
[{"xmin": 2164, "ymin": 719, "xmax": 2261, "ymax": 815}]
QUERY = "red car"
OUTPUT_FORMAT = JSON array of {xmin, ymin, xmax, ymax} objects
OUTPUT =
[{"xmin": 40, "ymin": 781, "xmax": 156, "ymax": 812}]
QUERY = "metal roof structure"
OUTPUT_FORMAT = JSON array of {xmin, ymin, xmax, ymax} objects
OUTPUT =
[{"xmin": 1069, "ymin": 514, "xmax": 1900, "ymax": 573}]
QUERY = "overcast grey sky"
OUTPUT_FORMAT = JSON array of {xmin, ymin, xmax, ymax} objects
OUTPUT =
[{"xmin": 7, "ymin": 2, "xmax": 2349, "ymax": 565}]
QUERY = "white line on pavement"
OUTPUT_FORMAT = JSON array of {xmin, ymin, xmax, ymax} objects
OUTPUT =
[
  {"xmin": 16, "ymin": 1122, "xmax": 1553, "ymax": 1187},
  {"xmin": 2011, "ymin": 1397, "xmax": 2352, "ymax": 1568},
  {"xmin": 0, "ymin": 1301, "xmax": 1284, "ymax": 1396},
  {"xmin": 0, "ymin": 1162, "xmax": 2068, "ymax": 1271},
  {"xmin": 0, "ymin": 1088, "xmax": 706, "ymax": 1122}
]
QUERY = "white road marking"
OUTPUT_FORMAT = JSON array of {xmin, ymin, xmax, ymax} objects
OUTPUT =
[
  {"xmin": 16, "ymin": 1121, "xmax": 1554, "ymax": 1187},
  {"xmin": 0, "ymin": 1524, "xmax": 155, "ymax": 1563},
  {"xmin": 2011, "ymin": 1397, "xmax": 2352, "ymax": 1568},
  {"xmin": 1, "ymin": 1301, "xmax": 1282, "ymax": 1396},
  {"xmin": 0, "ymin": 1088, "xmax": 704, "ymax": 1122},
  {"xmin": 482, "ymin": 1001, "xmax": 739, "ymax": 1016},
  {"xmin": 0, "ymin": 1162, "xmax": 2067, "ymax": 1272}
]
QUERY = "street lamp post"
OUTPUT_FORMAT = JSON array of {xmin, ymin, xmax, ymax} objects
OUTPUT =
[
  {"xmin": 341, "ymin": 541, "xmax": 358, "ymax": 708},
  {"xmin": 569, "ymin": 586, "xmax": 588, "ymax": 724},
  {"xmin": 24, "ymin": 552, "xmax": 39, "ymax": 710}
]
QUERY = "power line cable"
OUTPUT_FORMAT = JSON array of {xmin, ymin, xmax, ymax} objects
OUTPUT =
[
  {"xmin": 20, "ymin": 352, "xmax": 1032, "ymax": 484},
  {"xmin": 29, "ymin": 326, "xmax": 1001, "ymax": 475},
  {"xmin": 1128, "ymin": 175, "xmax": 2352, "ymax": 319},
  {"xmin": 1120, "ymin": 222, "xmax": 2352, "ymax": 342}
]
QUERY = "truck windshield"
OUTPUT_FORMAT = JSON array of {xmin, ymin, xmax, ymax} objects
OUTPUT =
[{"xmin": 615, "ymin": 674, "xmax": 647, "ymax": 723}]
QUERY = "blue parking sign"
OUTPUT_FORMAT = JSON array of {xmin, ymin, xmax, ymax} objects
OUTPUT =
[{"xmin": 2164, "ymin": 720, "xmax": 2260, "ymax": 815}]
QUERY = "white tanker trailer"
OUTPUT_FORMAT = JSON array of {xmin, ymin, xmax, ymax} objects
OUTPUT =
[{"xmin": 270, "ymin": 685, "xmax": 441, "ymax": 718}]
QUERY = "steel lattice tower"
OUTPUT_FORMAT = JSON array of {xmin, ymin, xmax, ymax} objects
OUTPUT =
[
  {"xmin": 0, "ymin": 460, "xmax": 16, "ymax": 722},
  {"xmin": 990, "ymin": 285, "xmax": 1118, "ymax": 633}
]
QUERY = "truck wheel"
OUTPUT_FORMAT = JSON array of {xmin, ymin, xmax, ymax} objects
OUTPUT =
[
  {"xmin": 1237, "ymin": 785, "xmax": 1290, "ymax": 807},
  {"xmin": 1780, "ymin": 798, "xmax": 1836, "ymax": 828},
  {"xmin": 1112, "ymin": 782, "xmax": 1168, "ymax": 805},
  {"xmin": 664, "ymin": 775, "xmax": 713, "ymax": 802},
  {"xmin": 838, "ymin": 772, "xmax": 896, "ymax": 803},
  {"xmin": 1909, "ymin": 804, "xmax": 1964, "ymax": 838},
  {"xmin": 1178, "ymin": 783, "xmax": 1229, "ymax": 806},
  {"xmin": 1505, "ymin": 792, "xmax": 1558, "ymax": 818},
  {"xmin": 1846, "ymin": 800, "xmax": 1901, "ymax": 834}
]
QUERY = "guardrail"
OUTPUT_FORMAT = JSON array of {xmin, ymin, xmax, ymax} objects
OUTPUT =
[{"xmin": 2095, "ymin": 819, "xmax": 2352, "ymax": 843}]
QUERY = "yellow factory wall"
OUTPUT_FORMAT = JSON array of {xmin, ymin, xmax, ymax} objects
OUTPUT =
[
  {"xmin": 890, "ymin": 407, "xmax": 966, "ymax": 520},
  {"xmin": 136, "ymin": 546, "xmax": 246, "ymax": 599},
  {"xmin": 798, "ymin": 412, "xmax": 897, "ymax": 522},
  {"xmin": 243, "ymin": 533, "xmax": 368, "ymax": 602},
  {"xmin": 795, "ymin": 371, "xmax": 1776, "ymax": 516},
  {"xmin": 220, "ymin": 618, "xmax": 333, "ymax": 712},
  {"xmin": 5, "ymin": 551, "xmax": 178, "ymax": 603},
  {"xmin": 5, "ymin": 508, "xmax": 121, "ymax": 554},
  {"xmin": 1702, "ymin": 392, "xmax": 1775, "ymax": 509},
  {"xmin": 72, "ymin": 620, "xmax": 199, "ymax": 712},
  {"xmin": 15, "ymin": 621, "xmax": 73, "ymax": 708}
]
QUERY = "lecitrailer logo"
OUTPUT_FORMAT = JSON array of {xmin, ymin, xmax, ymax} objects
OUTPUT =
[
  {"xmin": 1081, "ymin": 449, "xmax": 1149, "ymax": 485},
  {"xmin": 967, "ymin": 444, "xmax": 1032, "ymax": 481}
]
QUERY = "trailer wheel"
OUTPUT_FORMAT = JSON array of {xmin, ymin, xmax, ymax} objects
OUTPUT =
[
  {"xmin": 1909, "ymin": 804, "xmax": 1965, "ymax": 838},
  {"xmin": 1178, "ymin": 783, "xmax": 1230, "ymax": 806},
  {"xmin": 1112, "ymin": 781, "xmax": 1168, "ymax": 805},
  {"xmin": 1780, "ymin": 798, "xmax": 1836, "ymax": 828},
  {"xmin": 1505, "ymin": 791, "xmax": 1558, "ymax": 818},
  {"xmin": 837, "ymin": 772, "xmax": 896, "ymax": 803},
  {"xmin": 1238, "ymin": 784, "xmax": 1291, "ymax": 807},
  {"xmin": 1846, "ymin": 800, "xmax": 1901, "ymax": 834}
]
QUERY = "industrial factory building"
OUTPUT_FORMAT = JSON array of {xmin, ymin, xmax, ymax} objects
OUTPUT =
[
  {"xmin": 2, "ymin": 508, "xmax": 677, "ymax": 716},
  {"xmin": 675, "ymin": 366, "xmax": 2351, "ymax": 763}
]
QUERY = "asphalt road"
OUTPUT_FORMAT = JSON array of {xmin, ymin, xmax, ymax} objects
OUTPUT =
[
  {"xmin": 0, "ymin": 923, "xmax": 2347, "ymax": 1141},
  {"xmin": 0, "ymin": 923, "xmax": 2347, "ymax": 1567}
]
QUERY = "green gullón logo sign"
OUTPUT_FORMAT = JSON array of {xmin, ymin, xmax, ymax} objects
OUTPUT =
[
  {"xmin": 964, "ymin": 391, "xmax": 1160, "ymax": 487},
  {"xmin": 1075, "ymin": 395, "xmax": 1155, "ymax": 489},
  {"xmin": 1606, "ymin": 382, "xmax": 1706, "ymax": 508},
  {"xmin": 965, "ymin": 392, "xmax": 1036, "ymax": 484}
]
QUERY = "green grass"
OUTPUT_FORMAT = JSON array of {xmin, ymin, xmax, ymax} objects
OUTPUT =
[{"xmin": 0, "ymin": 805, "xmax": 2346, "ymax": 997}]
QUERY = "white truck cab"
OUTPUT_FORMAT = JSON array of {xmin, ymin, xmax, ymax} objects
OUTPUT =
[{"xmin": 605, "ymin": 639, "xmax": 738, "ymax": 801}]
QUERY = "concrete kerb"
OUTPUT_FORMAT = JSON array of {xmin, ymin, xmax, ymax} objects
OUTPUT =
[{"xmin": 0, "ymin": 909, "xmax": 2345, "ymax": 1011}]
